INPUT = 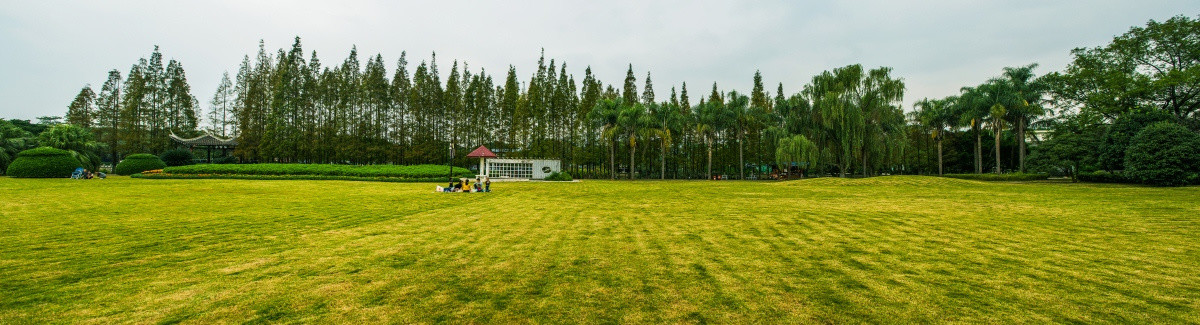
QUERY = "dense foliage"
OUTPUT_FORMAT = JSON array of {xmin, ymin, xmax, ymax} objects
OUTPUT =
[
  {"xmin": 113, "ymin": 154, "xmax": 167, "ymax": 175},
  {"xmin": 36, "ymin": 124, "xmax": 104, "ymax": 170},
  {"xmin": 543, "ymin": 171, "xmax": 573, "ymax": 181},
  {"xmin": 161, "ymin": 163, "xmax": 472, "ymax": 179},
  {"xmin": 0, "ymin": 120, "xmax": 37, "ymax": 174},
  {"xmin": 5, "ymin": 147, "xmax": 83, "ymax": 178},
  {"xmin": 1122, "ymin": 122, "xmax": 1200, "ymax": 186},
  {"xmin": 159, "ymin": 148, "xmax": 195, "ymax": 166}
]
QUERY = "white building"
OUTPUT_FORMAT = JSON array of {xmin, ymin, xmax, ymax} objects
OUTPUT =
[{"xmin": 467, "ymin": 146, "xmax": 561, "ymax": 180}]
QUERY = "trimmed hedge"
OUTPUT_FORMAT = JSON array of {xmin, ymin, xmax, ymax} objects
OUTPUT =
[
  {"xmin": 131, "ymin": 172, "xmax": 453, "ymax": 183},
  {"xmin": 160, "ymin": 163, "xmax": 473, "ymax": 179},
  {"xmin": 1077, "ymin": 171, "xmax": 1131, "ymax": 184},
  {"xmin": 5, "ymin": 147, "xmax": 83, "ymax": 178},
  {"xmin": 543, "ymin": 171, "xmax": 573, "ymax": 181},
  {"xmin": 160, "ymin": 149, "xmax": 195, "ymax": 167},
  {"xmin": 942, "ymin": 173, "xmax": 1049, "ymax": 182},
  {"xmin": 114, "ymin": 154, "xmax": 168, "ymax": 176}
]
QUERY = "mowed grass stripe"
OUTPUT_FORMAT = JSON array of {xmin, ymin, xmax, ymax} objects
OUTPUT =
[{"xmin": 1, "ymin": 176, "xmax": 1198, "ymax": 323}]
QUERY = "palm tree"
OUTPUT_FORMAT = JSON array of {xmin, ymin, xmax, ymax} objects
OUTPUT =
[
  {"xmin": 1001, "ymin": 64, "xmax": 1047, "ymax": 173},
  {"xmin": 617, "ymin": 103, "xmax": 655, "ymax": 179},
  {"xmin": 648, "ymin": 102, "xmax": 682, "ymax": 179},
  {"xmin": 956, "ymin": 86, "xmax": 991, "ymax": 174},
  {"xmin": 726, "ymin": 91, "xmax": 756, "ymax": 180},
  {"xmin": 989, "ymin": 103, "xmax": 1007, "ymax": 174},
  {"xmin": 37, "ymin": 124, "xmax": 105, "ymax": 170},
  {"xmin": 916, "ymin": 97, "xmax": 957, "ymax": 176},
  {"xmin": 693, "ymin": 100, "xmax": 727, "ymax": 179},
  {"xmin": 587, "ymin": 98, "xmax": 622, "ymax": 179}
]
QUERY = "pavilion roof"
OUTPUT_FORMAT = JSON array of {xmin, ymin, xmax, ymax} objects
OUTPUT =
[
  {"xmin": 170, "ymin": 132, "xmax": 238, "ymax": 147},
  {"xmin": 466, "ymin": 145, "xmax": 498, "ymax": 158}
]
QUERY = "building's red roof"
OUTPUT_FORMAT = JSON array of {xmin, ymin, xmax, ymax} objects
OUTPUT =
[{"xmin": 466, "ymin": 145, "xmax": 498, "ymax": 158}]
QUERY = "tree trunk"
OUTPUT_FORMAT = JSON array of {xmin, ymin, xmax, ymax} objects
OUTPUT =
[
  {"xmin": 738, "ymin": 136, "xmax": 745, "ymax": 180},
  {"xmin": 1018, "ymin": 117, "xmax": 1026, "ymax": 173},
  {"xmin": 974, "ymin": 125, "xmax": 982, "ymax": 174},
  {"xmin": 608, "ymin": 138, "xmax": 615, "ymax": 180},
  {"xmin": 937, "ymin": 139, "xmax": 944, "ymax": 176},
  {"xmin": 862, "ymin": 147, "xmax": 869, "ymax": 177},
  {"xmin": 630, "ymin": 141, "xmax": 636, "ymax": 180},
  {"xmin": 706, "ymin": 138, "xmax": 713, "ymax": 180},
  {"xmin": 660, "ymin": 139, "xmax": 667, "ymax": 180},
  {"xmin": 994, "ymin": 126, "xmax": 1002, "ymax": 174}
]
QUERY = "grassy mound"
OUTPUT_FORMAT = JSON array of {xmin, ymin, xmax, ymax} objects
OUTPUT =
[
  {"xmin": 942, "ymin": 173, "xmax": 1048, "ymax": 182},
  {"xmin": 113, "ymin": 154, "xmax": 167, "ymax": 176},
  {"xmin": 4, "ymin": 147, "xmax": 82, "ymax": 178},
  {"xmin": 147, "ymin": 163, "xmax": 473, "ymax": 181}
]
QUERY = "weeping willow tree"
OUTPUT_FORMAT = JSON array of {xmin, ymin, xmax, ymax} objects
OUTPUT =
[{"xmin": 776, "ymin": 134, "xmax": 818, "ymax": 178}]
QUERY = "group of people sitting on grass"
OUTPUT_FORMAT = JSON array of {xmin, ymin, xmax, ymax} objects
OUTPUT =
[
  {"xmin": 437, "ymin": 176, "xmax": 490, "ymax": 193},
  {"xmin": 72, "ymin": 168, "xmax": 105, "ymax": 180}
]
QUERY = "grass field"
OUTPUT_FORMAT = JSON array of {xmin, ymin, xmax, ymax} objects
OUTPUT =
[{"xmin": 1, "ymin": 176, "xmax": 1198, "ymax": 323}]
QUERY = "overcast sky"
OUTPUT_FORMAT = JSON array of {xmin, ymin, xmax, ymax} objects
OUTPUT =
[{"xmin": 1, "ymin": 1, "xmax": 1196, "ymax": 121}]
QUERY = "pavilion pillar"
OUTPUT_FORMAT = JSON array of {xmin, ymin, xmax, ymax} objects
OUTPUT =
[{"xmin": 480, "ymin": 158, "xmax": 486, "ymax": 176}]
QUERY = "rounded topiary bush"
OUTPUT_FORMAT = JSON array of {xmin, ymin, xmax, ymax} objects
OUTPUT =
[
  {"xmin": 160, "ymin": 148, "xmax": 195, "ymax": 167},
  {"xmin": 1124, "ymin": 121, "xmax": 1200, "ymax": 186},
  {"xmin": 5, "ymin": 147, "xmax": 83, "ymax": 178},
  {"xmin": 114, "ymin": 154, "xmax": 167, "ymax": 175}
]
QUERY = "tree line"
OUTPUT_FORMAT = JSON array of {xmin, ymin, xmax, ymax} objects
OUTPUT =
[
  {"xmin": 909, "ymin": 15, "xmax": 1200, "ymax": 185},
  {"xmin": 47, "ymin": 15, "xmax": 1198, "ymax": 183}
]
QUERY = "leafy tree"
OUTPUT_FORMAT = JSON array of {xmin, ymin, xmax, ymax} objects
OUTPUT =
[{"xmin": 1044, "ymin": 15, "xmax": 1200, "ymax": 125}]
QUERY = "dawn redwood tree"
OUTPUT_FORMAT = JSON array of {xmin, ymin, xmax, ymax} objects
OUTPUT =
[
  {"xmin": 66, "ymin": 86, "xmax": 96, "ymax": 128},
  {"xmin": 208, "ymin": 72, "xmax": 236, "ymax": 137},
  {"xmin": 95, "ymin": 70, "xmax": 121, "ymax": 161}
]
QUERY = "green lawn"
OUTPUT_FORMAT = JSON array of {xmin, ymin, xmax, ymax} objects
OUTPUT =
[{"xmin": 1, "ymin": 176, "xmax": 1198, "ymax": 323}]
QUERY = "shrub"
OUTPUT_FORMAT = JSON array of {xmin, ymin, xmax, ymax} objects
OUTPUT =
[
  {"xmin": 1123, "ymin": 121, "xmax": 1200, "ymax": 186},
  {"xmin": 1076, "ymin": 171, "xmax": 1131, "ymax": 183},
  {"xmin": 213, "ymin": 156, "xmax": 239, "ymax": 164},
  {"xmin": 159, "ymin": 149, "xmax": 195, "ymax": 167},
  {"xmin": 5, "ymin": 147, "xmax": 83, "ymax": 178},
  {"xmin": 114, "ymin": 154, "xmax": 168, "ymax": 176},
  {"xmin": 544, "ymin": 171, "xmax": 573, "ymax": 181},
  {"xmin": 942, "ymin": 173, "xmax": 1049, "ymax": 182},
  {"xmin": 161, "ymin": 163, "xmax": 472, "ymax": 179}
]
